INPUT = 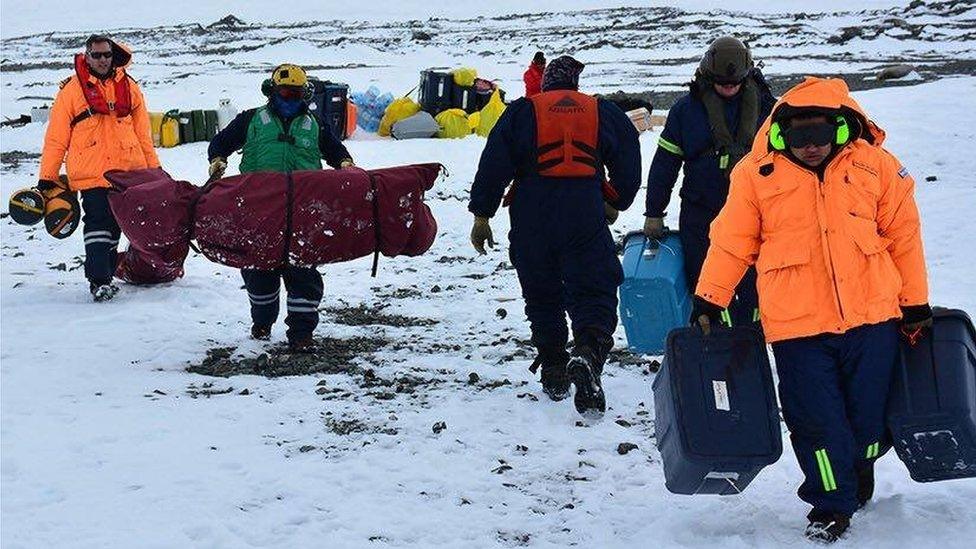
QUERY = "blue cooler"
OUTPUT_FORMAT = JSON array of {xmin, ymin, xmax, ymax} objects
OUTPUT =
[
  {"xmin": 887, "ymin": 307, "xmax": 976, "ymax": 482},
  {"xmin": 619, "ymin": 231, "xmax": 691, "ymax": 355},
  {"xmin": 653, "ymin": 326, "xmax": 782, "ymax": 495}
]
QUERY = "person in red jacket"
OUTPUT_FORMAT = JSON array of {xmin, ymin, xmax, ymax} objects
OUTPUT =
[{"xmin": 523, "ymin": 52, "xmax": 545, "ymax": 98}]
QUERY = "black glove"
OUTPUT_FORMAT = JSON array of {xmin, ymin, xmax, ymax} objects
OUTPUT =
[
  {"xmin": 901, "ymin": 304, "xmax": 933, "ymax": 329},
  {"xmin": 900, "ymin": 303, "xmax": 933, "ymax": 346},
  {"xmin": 37, "ymin": 179, "xmax": 61, "ymax": 192},
  {"xmin": 690, "ymin": 296, "xmax": 724, "ymax": 336}
]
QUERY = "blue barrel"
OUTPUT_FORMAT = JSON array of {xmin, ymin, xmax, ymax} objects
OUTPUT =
[
  {"xmin": 888, "ymin": 307, "xmax": 976, "ymax": 482},
  {"xmin": 654, "ymin": 326, "xmax": 782, "ymax": 495},
  {"xmin": 619, "ymin": 231, "xmax": 692, "ymax": 355}
]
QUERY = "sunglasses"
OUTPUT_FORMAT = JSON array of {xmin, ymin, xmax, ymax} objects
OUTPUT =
[
  {"xmin": 276, "ymin": 86, "xmax": 305, "ymax": 100},
  {"xmin": 87, "ymin": 50, "xmax": 113, "ymax": 59},
  {"xmin": 784, "ymin": 123, "xmax": 835, "ymax": 148},
  {"xmin": 713, "ymin": 78, "xmax": 744, "ymax": 87}
]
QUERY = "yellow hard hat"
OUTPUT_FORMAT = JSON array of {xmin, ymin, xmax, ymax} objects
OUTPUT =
[{"xmin": 272, "ymin": 64, "xmax": 308, "ymax": 87}]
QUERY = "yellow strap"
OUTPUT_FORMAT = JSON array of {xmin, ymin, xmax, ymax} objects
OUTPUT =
[{"xmin": 10, "ymin": 200, "xmax": 44, "ymax": 214}]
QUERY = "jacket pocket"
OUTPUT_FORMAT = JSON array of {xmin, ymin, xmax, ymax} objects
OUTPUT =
[
  {"xmin": 756, "ymin": 240, "xmax": 814, "ymax": 322},
  {"xmin": 65, "ymin": 136, "xmax": 99, "ymax": 182},
  {"xmin": 755, "ymin": 176, "xmax": 801, "ymax": 201},
  {"xmin": 116, "ymin": 117, "xmax": 141, "ymax": 150},
  {"xmin": 847, "ymin": 214, "xmax": 901, "ymax": 305},
  {"xmin": 843, "ymin": 169, "xmax": 881, "ymax": 220},
  {"xmin": 755, "ymin": 177, "xmax": 809, "ymax": 233}
]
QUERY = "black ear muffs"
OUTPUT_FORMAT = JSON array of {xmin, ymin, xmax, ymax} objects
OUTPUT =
[
  {"xmin": 44, "ymin": 190, "xmax": 80, "ymax": 239},
  {"xmin": 9, "ymin": 188, "xmax": 46, "ymax": 225}
]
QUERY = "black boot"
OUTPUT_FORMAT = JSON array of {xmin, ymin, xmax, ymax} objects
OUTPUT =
[
  {"xmin": 856, "ymin": 464, "xmax": 875, "ymax": 509},
  {"xmin": 251, "ymin": 324, "xmax": 272, "ymax": 341},
  {"xmin": 568, "ymin": 329, "xmax": 612, "ymax": 417},
  {"xmin": 90, "ymin": 282, "xmax": 119, "ymax": 302},
  {"xmin": 529, "ymin": 347, "xmax": 570, "ymax": 401},
  {"xmin": 288, "ymin": 335, "xmax": 316, "ymax": 353},
  {"xmin": 805, "ymin": 510, "xmax": 850, "ymax": 544}
]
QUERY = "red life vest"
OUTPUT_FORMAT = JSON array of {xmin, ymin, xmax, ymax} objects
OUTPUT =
[
  {"xmin": 71, "ymin": 53, "xmax": 132, "ymax": 125},
  {"xmin": 529, "ymin": 90, "xmax": 599, "ymax": 178}
]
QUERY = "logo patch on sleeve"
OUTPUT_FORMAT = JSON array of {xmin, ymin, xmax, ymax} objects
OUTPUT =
[{"xmin": 898, "ymin": 166, "xmax": 910, "ymax": 178}]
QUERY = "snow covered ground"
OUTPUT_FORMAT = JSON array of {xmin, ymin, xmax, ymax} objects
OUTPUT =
[
  {"xmin": 2, "ymin": 1, "xmax": 976, "ymax": 547},
  {"xmin": 0, "ymin": 0, "xmax": 915, "ymax": 38}
]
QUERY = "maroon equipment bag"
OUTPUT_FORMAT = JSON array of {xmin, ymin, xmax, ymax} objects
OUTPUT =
[
  {"xmin": 105, "ymin": 167, "xmax": 196, "ymax": 284},
  {"xmin": 106, "ymin": 164, "xmax": 441, "ymax": 278}
]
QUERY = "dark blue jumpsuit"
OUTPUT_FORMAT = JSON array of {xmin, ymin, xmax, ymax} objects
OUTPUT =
[
  {"xmin": 469, "ymin": 95, "xmax": 641, "ymax": 352},
  {"xmin": 645, "ymin": 84, "xmax": 775, "ymax": 327}
]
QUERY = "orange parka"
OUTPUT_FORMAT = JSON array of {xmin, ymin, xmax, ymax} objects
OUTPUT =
[
  {"xmin": 695, "ymin": 77, "xmax": 928, "ymax": 343},
  {"xmin": 39, "ymin": 45, "xmax": 159, "ymax": 191}
]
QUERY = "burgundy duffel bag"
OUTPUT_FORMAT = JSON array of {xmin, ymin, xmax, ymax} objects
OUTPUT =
[
  {"xmin": 193, "ymin": 164, "xmax": 440, "ymax": 270},
  {"xmin": 106, "ymin": 164, "xmax": 441, "ymax": 278},
  {"xmin": 105, "ymin": 167, "xmax": 197, "ymax": 284}
]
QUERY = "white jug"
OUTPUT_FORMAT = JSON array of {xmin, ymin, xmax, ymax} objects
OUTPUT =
[{"xmin": 216, "ymin": 98, "xmax": 237, "ymax": 131}]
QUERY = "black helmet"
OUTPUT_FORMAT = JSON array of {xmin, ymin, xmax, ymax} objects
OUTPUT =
[{"xmin": 699, "ymin": 36, "xmax": 753, "ymax": 84}]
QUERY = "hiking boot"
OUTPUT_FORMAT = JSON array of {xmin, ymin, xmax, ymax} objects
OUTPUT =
[
  {"xmin": 856, "ymin": 465, "xmax": 875, "ymax": 508},
  {"xmin": 251, "ymin": 324, "xmax": 272, "ymax": 341},
  {"xmin": 288, "ymin": 336, "xmax": 316, "ymax": 353},
  {"xmin": 568, "ymin": 330, "xmax": 612, "ymax": 417},
  {"xmin": 530, "ymin": 348, "xmax": 570, "ymax": 401},
  {"xmin": 805, "ymin": 511, "xmax": 850, "ymax": 544},
  {"xmin": 90, "ymin": 283, "xmax": 119, "ymax": 302},
  {"xmin": 568, "ymin": 347, "xmax": 606, "ymax": 417}
]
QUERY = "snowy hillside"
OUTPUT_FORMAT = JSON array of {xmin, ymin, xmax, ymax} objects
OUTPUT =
[{"xmin": 2, "ymin": 1, "xmax": 976, "ymax": 547}]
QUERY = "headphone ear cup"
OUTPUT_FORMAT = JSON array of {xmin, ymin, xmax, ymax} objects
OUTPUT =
[
  {"xmin": 769, "ymin": 122, "xmax": 786, "ymax": 151},
  {"xmin": 835, "ymin": 115, "xmax": 850, "ymax": 145}
]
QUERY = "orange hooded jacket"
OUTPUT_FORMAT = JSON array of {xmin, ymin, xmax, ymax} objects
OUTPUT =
[
  {"xmin": 39, "ymin": 43, "xmax": 159, "ymax": 191},
  {"xmin": 695, "ymin": 77, "xmax": 928, "ymax": 343}
]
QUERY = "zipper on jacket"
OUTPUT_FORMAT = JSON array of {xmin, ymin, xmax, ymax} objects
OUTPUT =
[
  {"xmin": 817, "ymin": 169, "xmax": 846, "ymax": 321},
  {"xmin": 790, "ymin": 147, "xmax": 849, "ymax": 326}
]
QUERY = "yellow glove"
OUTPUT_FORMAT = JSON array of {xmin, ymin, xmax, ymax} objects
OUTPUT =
[
  {"xmin": 604, "ymin": 202, "xmax": 619, "ymax": 225},
  {"xmin": 471, "ymin": 216, "xmax": 495, "ymax": 254},
  {"xmin": 643, "ymin": 216, "xmax": 665, "ymax": 239},
  {"xmin": 340, "ymin": 159, "xmax": 356, "ymax": 169},
  {"xmin": 208, "ymin": 157, "xmax": 227, "ymax": 179}
]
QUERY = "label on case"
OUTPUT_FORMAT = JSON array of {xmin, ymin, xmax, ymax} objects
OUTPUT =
[{"xmin": 713, "ymin": 380, "xmax": 730, "ymax": 411}]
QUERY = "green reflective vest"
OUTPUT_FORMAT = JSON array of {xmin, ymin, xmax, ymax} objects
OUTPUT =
[{"xmin": 239, "ymin": 106, "xmax": 321, "ymax": 173}]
